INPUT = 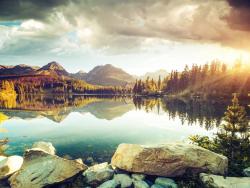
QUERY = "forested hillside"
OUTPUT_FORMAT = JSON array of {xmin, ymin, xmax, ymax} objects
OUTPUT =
[
  {"xmin": 133, "ymin": 60, "xmax": 250, "ymax": 98},
  {"xmin": 163, "ymin": 60, "xmax": 250, "ymax": 98}
]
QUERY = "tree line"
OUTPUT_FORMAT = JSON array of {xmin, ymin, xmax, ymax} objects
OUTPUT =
[{"xmin": 133, "ymin": 59, "xmax": 250, "ymax": 98}]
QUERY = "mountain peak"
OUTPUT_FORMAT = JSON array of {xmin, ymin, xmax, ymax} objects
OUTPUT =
[
  {"xmin": 42, "ymin": 61, "xmax": 65, "ymax": 70},
  {"xmin": 77, "ymin": 70, "xmax": 85, "ymax": 74},
  {"xmin": 38, "ymin": 61, "xmax": 68, "ymax": 76},
  {"xmin": 84, "ymin": 64, "xmax": 135, "ymax": 86}
]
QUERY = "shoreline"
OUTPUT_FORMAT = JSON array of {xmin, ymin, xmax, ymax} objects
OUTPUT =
[{"xmin": 1, "ymin": 141, "xmax": 249, "ymax": 188}]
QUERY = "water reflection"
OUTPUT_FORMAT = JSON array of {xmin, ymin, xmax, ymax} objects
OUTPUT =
[
  {"xmin": 0, "ymin": 95, "xmax": 249, "ymax": 128},
  {"xmin": 0, "ymin": 95, "xmax": 249, "ymax": 162}
]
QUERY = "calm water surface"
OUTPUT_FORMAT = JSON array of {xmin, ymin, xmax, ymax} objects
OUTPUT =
[{"xmin": 0, "ymin": 95, "xmax": 249, "ymax": 164}]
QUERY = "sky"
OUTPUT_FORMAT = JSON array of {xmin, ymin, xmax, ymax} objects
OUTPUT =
[{"xmin": 0, "ymin": 0, "xmax": 250, "ymax": 75}]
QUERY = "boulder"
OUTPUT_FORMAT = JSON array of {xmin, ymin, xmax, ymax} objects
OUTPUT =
[
  {"xmin": 97, "ymin": 179, "xmax": 118, "ymax": 188},
  {"xmin": 0, "ymin": 156, "xmax": 23, "ymax": 180},
  {"xmin": 243, "ymin": 167, "xmax": 250, "ymax": 177},
  {"xmin": 111, "ymin": 143, "xmax": 228, "ymax": 177},
  {"xmin": 9, "ymin": 149, "xmax": 87, "ymax": 188},
  {"xmin": 114, "ymin": 174, "xmax": 132, "ymax": 187},
  {"xmin": 133, "ymin": 180, "xmax": 150, "ymax": 188},
  {"xmin": 132, "ymin": 173, "xmax": 146, "ymax": 181},
  {"xmin": 32, "ymin": 141, "xmax": 56, "ymax": 155},
  {"xmin": 200, "ymin": 173, "xmax": 250, "ymax": 188},
  {"xmin": 154, "ymin": 177, "xmax": 178, "ymax": 188},
  {"xmin": 83, "ymin": 162, "xmax": 114, "ymax": 186}
]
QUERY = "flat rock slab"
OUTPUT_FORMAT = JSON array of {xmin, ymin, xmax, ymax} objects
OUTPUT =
[
  {"xmin": 9, "ymin": 149, "xmax": 87, "ymax": 188},
  {"xmin": 200, "ymin": 173, "xmax": 250, "ymax": 188},
  {"xmin": 111, "ymin": 143, "xmax": 228, "ymax": 177}
]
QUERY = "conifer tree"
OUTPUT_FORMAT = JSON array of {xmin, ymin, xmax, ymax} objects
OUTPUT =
[
  {"xmin": 157, "ymin": 76, "xmax": 161, "ymax": 91},
  {"xmin": 215, "ymin": 94, "xmax": 250, "ymax": 176}
]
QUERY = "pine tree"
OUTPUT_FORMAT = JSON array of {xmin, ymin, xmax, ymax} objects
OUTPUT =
[
  {"xmin": 157, "ymin": 76, "xmax": 161, "ymax": 91},
  {"xmin": 216, "ymin": 94, "xmax": 250, "ymax": 176}
]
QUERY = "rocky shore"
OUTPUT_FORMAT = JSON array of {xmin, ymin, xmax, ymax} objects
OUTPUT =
[{"xmin": 0, "ymin": 141, "xmax": 249, "ymax": 188}]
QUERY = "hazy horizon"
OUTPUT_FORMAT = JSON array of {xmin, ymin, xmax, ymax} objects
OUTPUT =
[{"xmin": 1, "ymin": 0, "xmax": 250, "ymax": 75}]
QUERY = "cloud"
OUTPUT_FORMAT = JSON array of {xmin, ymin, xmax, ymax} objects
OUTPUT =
[
  {"xmin": 0, "ymin": 0, "xmax": 70, "ymax": 20},
  {"xmin": 225, "ymin": 0, "xmax": 250, "ymax": 31},
  {"xmin": 1, "ymin": 0, "xmax": 250, "ymax": 55}
]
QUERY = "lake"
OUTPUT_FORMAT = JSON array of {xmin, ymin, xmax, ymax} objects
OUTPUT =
[{"xmin": 0, "ymin": 95, "xmax": 249, "ymax": 164}]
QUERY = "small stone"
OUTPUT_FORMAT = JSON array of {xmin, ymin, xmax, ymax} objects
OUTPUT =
[
  {"xmin": 32, "ymin": 141, "xmax": 56, "ymax": 155},
  {"xmin": 75, "ymin": 158, "xmax": 83, "ymax": 164},
  {"xmin": 63, "ymin": 155, "xmax": 73, "ymax": 160},
  {"xmin": 0, "ymin": 155, "xmax": 23, "ymax": 180},
  {"xmin": 97, "ymin": 179, "xmax": 118, "ymax": 188},
  {"xmin": 132, "ymin": 174, "xmax": 146, "ymax": 181},
  {"xmin": 200, "ymin": 173, "xmax": 250, "ymax": 188},
  {"xmin": 151, "ymin": 184, "xmax": 164, "ymax": 188},
  {"xmin": 243, "ymin": 167, "xmax": 250, "ymax": 177},
  {"xmin": 85, "ymin": 157, "xmax": 94, "ymax": 165},
  {"xmin": 114, "ymin": 174, "xmax": 132, "ymax": 188},
  {"xmin": 155, "ymin": 177, "xmax": 178, "ymax": 188},
  {"xmin": 83, "ymin": 162, "xmax": 114, "ymax": 186},
  {"xmin": 133, "ymin": 180, "xmax": 150, "ymax": 188}
]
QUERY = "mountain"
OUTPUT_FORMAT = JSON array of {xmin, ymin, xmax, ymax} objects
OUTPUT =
[
  {"xmin": 140, "ymin": 69, "xmax": 169, "ymax": 80},
  {"xmin": 37, "ymin": 61, "xmax": 69, "ymax": 76},
  {"xmin": 0, "ymin": 62, "xmax": 135, "ymax": 87},
  {"xmin": 82, "ymin": 64, "xmax": 135, "ymax": 86},
  {"xmin": 70, "ymin": 70, "xmax": 87, "ymax": 80},
  {"xmin": 0, "ymin": 64, "xmax": 39, "ymax": 75}
]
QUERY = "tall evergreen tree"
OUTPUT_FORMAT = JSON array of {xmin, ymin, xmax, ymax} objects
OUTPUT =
[{"xmin": 215, "ymin": 94, "xmax": 250, "ymax": 175}]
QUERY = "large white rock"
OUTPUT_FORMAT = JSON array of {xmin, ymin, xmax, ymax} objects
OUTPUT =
[
  {"xmin": 111, "ymin": 143, "xmax": 228, "ymax": 177},
  {"xmin": 32, "ymin": 141, "xmax": 56, "ymax": 155},
  {"xmin": 200, "ymin": 173, "xmax": 250, "ymax": 188},
  {"xmin": 0, "ymin": 156, "xmax": 23, "ymax": 180},
  {"xmin": 9, "ymin": 149, "xmax": 87, "ymax": 188},
  {"xmin": 83, "ymin": 162, "xmax": 114, "ymax": 186}
]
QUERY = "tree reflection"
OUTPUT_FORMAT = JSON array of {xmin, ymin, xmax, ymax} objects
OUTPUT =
[
  {"xmin": 133, "ymin": 97, "xmax": 250, "ymax": 130},
  {"xmin": 0, "ymin": 112, "xmax": 9, "ymax": 156}
]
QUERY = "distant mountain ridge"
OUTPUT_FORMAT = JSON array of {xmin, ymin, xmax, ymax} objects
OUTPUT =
[
  {"xmin": 0, "ymin": 64, "xmax": 39, "ymax": 75},
  {"xmin": 140, "ymin": 69, "xmax": 169, "ymax": 80},
  {"xmin": 0, "ymin": 62, "xmax": 136, "ymax": 86},
  {"xmin": 78, "ymin": 64, "xmax": 135, "ymax": 86}
]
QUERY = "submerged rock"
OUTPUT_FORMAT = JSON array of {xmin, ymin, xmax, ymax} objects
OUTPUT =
[
  {"xmin": 32, "ymin": 141, "xmax": 56, "ymax": 155},
  {"xmin": 133, "ymin": 180, "xmax": 150, "ymax": 188},
  {"xmin": 154, "ymin": 177, "xmax": 178, "ymax": 188},
  {"xmin": 111, "ymin": 143, "xmax": 228, "ymax": 177},
  {"xmin": 200, "ymin": 173, "xmax": 250, "ymax": 188},
  {"xmin": 114, "ymin": 174, "xmax": 133, "ymax": 187},
  {"xmin": 243, "ymin": 167, "xmax": 250, "ymax": 177},
  {"xmin": 0, "ymin": 156, "xmax": 23, "ymax": 180},
  {"xmin": 97, "ymin": 179, "xmax": 118, "ymax": 188},
  {"xmin": 9, "ymin": 149, "xmax": 87, "ymax": 188},
  {"xmin": 83, "ymin": 162, "xmax": 114, "ymax": 186}
]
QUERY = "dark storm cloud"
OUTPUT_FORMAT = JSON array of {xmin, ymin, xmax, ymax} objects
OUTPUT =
[
  {"xmin": 0, "ymin": 0, "xmax": 70, "ymax": 20},
  {"xmin": 226, "ymin": 0, "xmax": 250, "ymax": 31}
]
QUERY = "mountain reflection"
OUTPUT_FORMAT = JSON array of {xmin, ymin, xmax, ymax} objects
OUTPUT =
[
  {"xmin": 0, "ymin": 95, "xmax": 135, "ymax": 122},
  {"xmin": 0, "ymin": 95, "xmax": 249, "ymax": 130}
]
